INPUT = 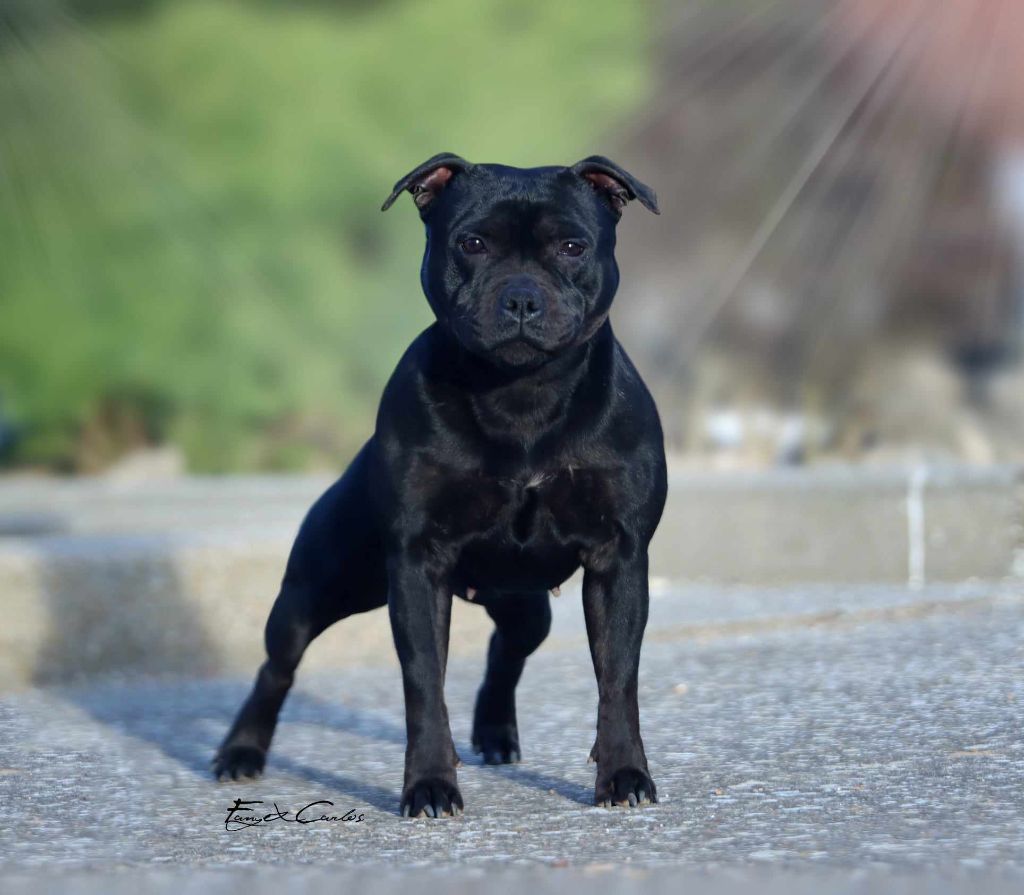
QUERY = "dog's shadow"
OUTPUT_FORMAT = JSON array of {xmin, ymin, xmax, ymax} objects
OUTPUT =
[
  {"xmin": 55, "ymin": 673, "xmax": 593, "ymax": 813},
  {"xmin": 30, "ymin": 542, "xmax": 590, "ymax": 813}
]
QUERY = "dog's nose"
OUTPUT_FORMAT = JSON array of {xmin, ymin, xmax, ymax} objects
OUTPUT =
[{"xmin": 499, "ymin": 285, "xmax": 545, "ymax": 323}]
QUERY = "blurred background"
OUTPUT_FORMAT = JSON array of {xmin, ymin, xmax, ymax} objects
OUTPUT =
[{"xmin": 4, "ymin": 0, "xmax": 1024, "ymax": 476}]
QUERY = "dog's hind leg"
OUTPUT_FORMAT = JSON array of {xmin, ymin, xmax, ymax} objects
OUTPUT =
[
  {"xmin": 471, "ymin": 591, "xmax": 551, "ymax": 764},
  {"xmin": 212, "ymin": 443, "xmax": 387, "ymax": 781},
  {"xmin": 212, "ymin": 582, "xmax": 338, "ymax": 781}
]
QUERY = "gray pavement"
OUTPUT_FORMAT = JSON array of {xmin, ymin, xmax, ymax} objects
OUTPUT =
[{"xmin": 2, "ymin": 581, "xmax": 1023, "ymax": 889}]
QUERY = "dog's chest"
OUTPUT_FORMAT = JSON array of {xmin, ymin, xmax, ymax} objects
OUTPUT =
[{"xmin": 423, "ymin": 465, "xmax": 619, "ymax": 588}]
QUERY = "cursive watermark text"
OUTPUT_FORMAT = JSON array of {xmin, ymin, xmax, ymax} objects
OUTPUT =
[{"xmin": 224, "ymin": 798, "xmax": 365, "ymax": 831}]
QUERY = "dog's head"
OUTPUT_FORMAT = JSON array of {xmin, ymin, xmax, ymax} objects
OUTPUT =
[{"xmin": 382, "ymin": 153, "xmax": 659, "ymax": 371}]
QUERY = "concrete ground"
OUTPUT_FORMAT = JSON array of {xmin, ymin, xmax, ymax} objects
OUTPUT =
[{"xmin": 2, "ymin": 580, "xmax": 1023, "ymax": 891}]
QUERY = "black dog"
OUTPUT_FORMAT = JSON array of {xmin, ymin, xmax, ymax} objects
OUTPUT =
[{"xmin": 213, "ymin": 153, "xmax": 666, "ymax": 818}]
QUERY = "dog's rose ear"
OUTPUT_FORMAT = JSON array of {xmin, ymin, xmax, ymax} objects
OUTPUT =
[
  {"xmin": 381, "ymin": 153, "xmax": 472, "ymax": 213},
  {"xmin": 570, "ymin": 156, "xmax": 660, "ymax": 216}
]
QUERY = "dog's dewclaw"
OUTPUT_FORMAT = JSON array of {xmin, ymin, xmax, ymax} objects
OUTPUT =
[
  {"xmin": 550, "ymin": 586, "xmax": 561, "ymax": 597},
  {"xmin": 466, "ymin": 587, "xmax": 477, "ymax": 601}
]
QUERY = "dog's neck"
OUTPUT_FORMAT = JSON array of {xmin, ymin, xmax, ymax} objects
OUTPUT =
[{"xmin": 430, "ymin": 321, "xmax": 614, "ymax": 447}]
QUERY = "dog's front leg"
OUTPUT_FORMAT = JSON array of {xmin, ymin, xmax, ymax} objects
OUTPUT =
[
  {"xmin": 582, "ymin": 548, "xmax": 658, "ymax": 807},
  {"xmin": 387, "ymin": 551, "xmax": 463, "ymax": 818}
]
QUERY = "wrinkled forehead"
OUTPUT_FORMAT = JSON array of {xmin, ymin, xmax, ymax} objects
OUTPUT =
[{"xmin": 440, "ymin": 166, "xmax": 598, "ymax": 237}]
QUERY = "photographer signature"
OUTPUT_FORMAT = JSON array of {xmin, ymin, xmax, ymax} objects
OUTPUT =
[{"xmin": 225, "ymin": 798, "xmax": 365, "ymax": 831}]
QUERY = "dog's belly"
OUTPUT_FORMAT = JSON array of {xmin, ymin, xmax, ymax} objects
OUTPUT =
[{"xmin": 455, "ymin": 538, "xmax": 581, "ymax": 593}]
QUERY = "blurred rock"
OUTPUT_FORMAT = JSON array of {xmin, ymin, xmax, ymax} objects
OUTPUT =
[{"xmin": 100, "ymin": 446, "xmax": 186, "ymax": 482}]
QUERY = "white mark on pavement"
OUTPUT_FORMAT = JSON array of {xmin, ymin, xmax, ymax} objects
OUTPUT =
[{"xmin": 906, "ymin": 464, "xmax": 929, "ymax": 590}]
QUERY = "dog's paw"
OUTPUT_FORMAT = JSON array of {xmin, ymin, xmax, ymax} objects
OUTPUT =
[
  {"xmin": 211, "ymin": 744, "xmax": 266, "ymax": 782},
  {"xmin": 472, "ymin": 722, "xmax": 521, "ymax": 765},
  {"xmin": 595, "ymin": 766, "xmax": 657, "ymax": 808},
  {"xmin": 400, "ymin": 778, "xmax": 464, "ymax": 818}
]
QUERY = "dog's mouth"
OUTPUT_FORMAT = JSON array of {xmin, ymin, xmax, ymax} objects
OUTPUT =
[
  {"xmin": 448, "ymin": 313, "xmax": 581, "ymax": 369},
  {"xmin": 489, "ymin": 336, "xmax": 553, "ymax": 368},
  {"xmin": 497, "ymin": 330, "xmax": 556, "ymax": 351}
]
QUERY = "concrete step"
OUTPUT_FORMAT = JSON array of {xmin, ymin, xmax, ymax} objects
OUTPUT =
[{"xmin": 0, "ymin": 465, "xmax": 1021, "ymax": 689}]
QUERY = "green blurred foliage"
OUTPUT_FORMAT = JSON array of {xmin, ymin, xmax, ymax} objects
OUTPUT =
[{"xmin": 0, "ymin": 0, "xmax": 651, "ymax": 471}]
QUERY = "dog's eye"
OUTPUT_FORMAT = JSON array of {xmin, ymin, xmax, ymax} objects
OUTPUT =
[
  {"xmin": 460, "ymin": 237, "xmax": 487, "ymax": 255},
  {"xmin": 558, "ymin": 240, "xmax": 586, "ymax": 257}
]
